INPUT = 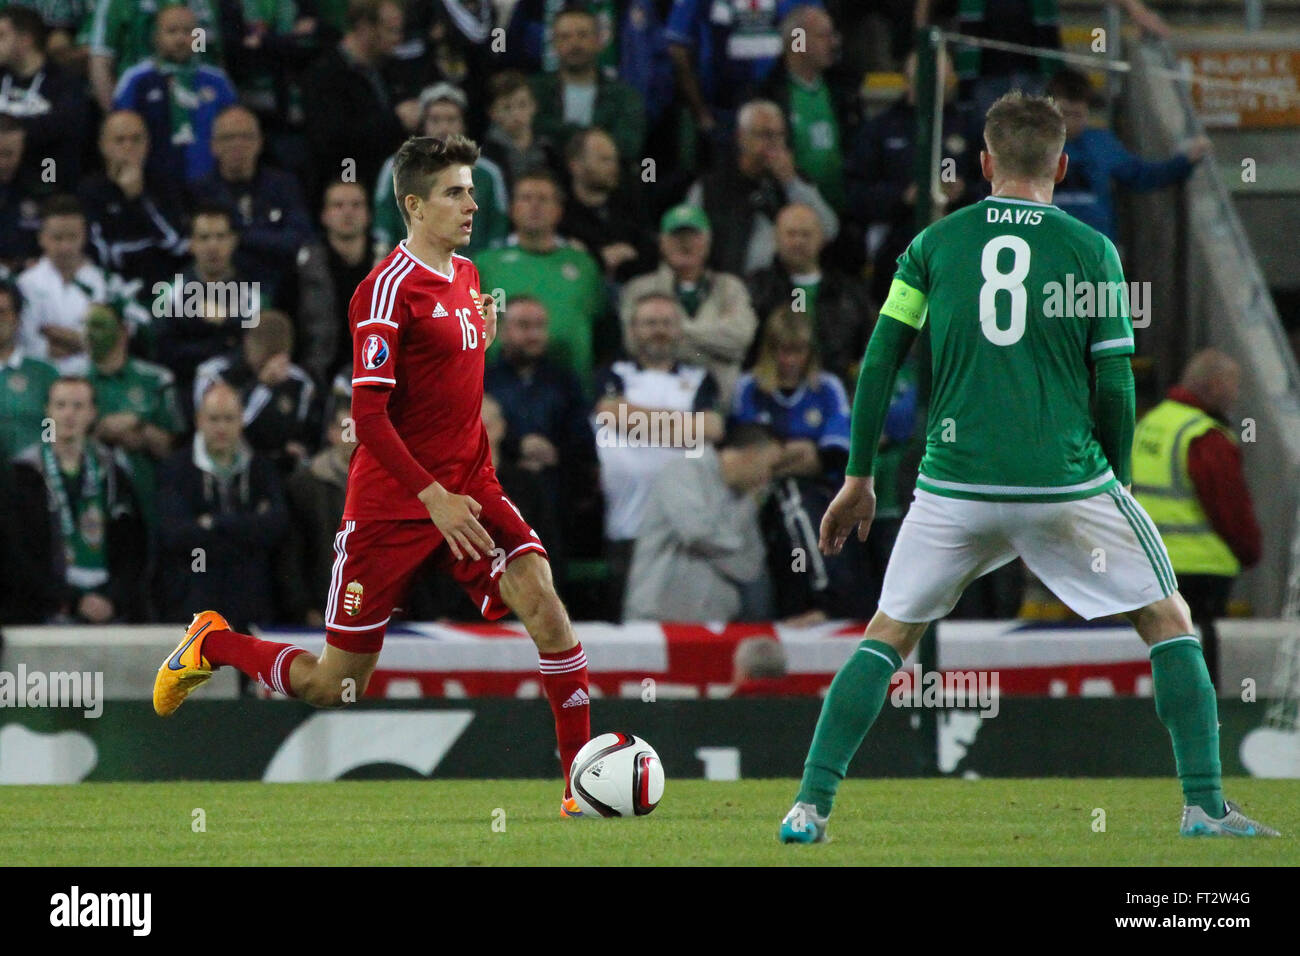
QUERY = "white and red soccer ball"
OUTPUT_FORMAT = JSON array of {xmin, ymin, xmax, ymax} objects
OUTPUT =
[{"xmin": 569, "ymin": 732, "xmax": 664, "ymax": 818}]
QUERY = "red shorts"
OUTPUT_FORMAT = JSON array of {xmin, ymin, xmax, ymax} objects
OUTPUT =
[{"xmin": 324, "ymin": 482, "xmax": 547, "ymax": 653}]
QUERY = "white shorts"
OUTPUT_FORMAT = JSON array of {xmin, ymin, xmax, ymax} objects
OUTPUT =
[{"xmin": 878, "ymin": 486, "xmax": 1178, "ymax": 622}]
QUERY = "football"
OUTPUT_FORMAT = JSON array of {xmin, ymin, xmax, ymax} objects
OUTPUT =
[{"xmin": 569, "ymin": 733, "xmax": 665, "ymax": 817}]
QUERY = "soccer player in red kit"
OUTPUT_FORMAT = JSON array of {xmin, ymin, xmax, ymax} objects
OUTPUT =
[{"xmin": 153, "ymin": 135, "xmax": 593, "ymax": 816}]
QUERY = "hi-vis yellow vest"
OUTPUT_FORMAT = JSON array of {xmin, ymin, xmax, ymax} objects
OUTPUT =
[{"xmin": 1132, "ymin": 399, "xmax": 1240, "ymax": 576}]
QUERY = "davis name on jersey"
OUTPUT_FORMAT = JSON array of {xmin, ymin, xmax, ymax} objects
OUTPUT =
[{"xmin": 344, "ymin": 240, "xmax": 492, "ymax": 521}]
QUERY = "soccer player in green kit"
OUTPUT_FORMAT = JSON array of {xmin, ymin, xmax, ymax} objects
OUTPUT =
[{"xmin": 780, "ymin": 93, "xmax": 1279, "ymax": 842}]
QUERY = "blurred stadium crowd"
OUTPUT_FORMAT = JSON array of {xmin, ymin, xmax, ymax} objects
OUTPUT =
[{"xmin": 0, "ymin": 0, "xmax": 1255, "ymax": 628}]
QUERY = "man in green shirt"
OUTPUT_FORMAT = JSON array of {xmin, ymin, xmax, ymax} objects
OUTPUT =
[
  {"xmin": 779, "ymin": 93, "xmax": 1277, "ymax": 843},
  {"xmin": 83, "ymin": 303, "xmax": 185, "ymax": 528},
  {"xmin": 0, "ymin": 278, "xmax": 58, "ymax": 460},
  {"xmin": 528, "ymin": 6, "xmax": 645, "ymax": 167},
  {"xmin": 476, "ymin": 170, "xmax": 606, "ymax": 395}
]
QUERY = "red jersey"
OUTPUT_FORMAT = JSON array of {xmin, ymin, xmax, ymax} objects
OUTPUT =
[{"xmin": 343, "ymin": 241, "xmax": 492, "ymax": 520}]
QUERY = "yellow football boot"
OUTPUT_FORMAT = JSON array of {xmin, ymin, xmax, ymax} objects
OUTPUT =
[{"xmin": 153, "ymin": 611, "xmax": 228, "ymax": 716}]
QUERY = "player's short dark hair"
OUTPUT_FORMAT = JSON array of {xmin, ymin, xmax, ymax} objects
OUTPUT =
[
  {"xmin": 392, "ymin": 134, "xmax": 480, "ymax": 227},
  {"xmin": 0, "ymin": 6, "xmax": 49, "ymax": 47},
  {"xmin": 191, "ymin": 199, "xmax": 235, "ymax": 230},
  {"xmin": 565, "ymin": 126, "xmax": 616, "ymax": 163},
  {"xmin": 722, "ymin": 422, "xmax": 778, "ymax": 450},
  {"xmin": 0, "ymin": 113, "xmax": 24, "ymax": 136},
  {"xmin": 487, "ymin": 70, "xmax": 533, "ymax": 107},
  {"xmin": 40, "ymin": 194, "xmax": 84, "ymax": 222},
  {"xmin": 984, "ymin": 91, "xmax": 1066, "ymax": 181}
]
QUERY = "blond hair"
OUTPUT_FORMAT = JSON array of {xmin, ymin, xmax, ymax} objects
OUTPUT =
[
  {"xmin": 983, "ymin": 91, "xmax": 1066, "ymax": 181},
  {"xmin": 752, "ymin": 306, "xmax": 819, "ymax": 394}
]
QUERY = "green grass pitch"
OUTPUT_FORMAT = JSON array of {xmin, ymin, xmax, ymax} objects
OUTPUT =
[{"xmin": 3, "ymin": 778, "xmax": 1298, "ymax": 866}]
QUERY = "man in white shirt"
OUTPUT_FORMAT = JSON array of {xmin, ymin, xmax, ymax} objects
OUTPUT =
[{"xmin": 18, "ymin": 194, "xmax": 146, "ymax": 370}]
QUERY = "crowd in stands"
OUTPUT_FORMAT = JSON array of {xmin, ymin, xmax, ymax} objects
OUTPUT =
[{"xmin": 0, "ymin": 0, "xmax": 1209, "ymax": 627}]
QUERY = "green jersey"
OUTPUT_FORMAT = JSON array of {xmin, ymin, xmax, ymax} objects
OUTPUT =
[
  {"xmin": 85, "ymin": 357, "xmax": 185, "ymax": 527},
  {"xmin": 788, "ymin": 77, "xmax": 844, "ymax": 211},
  {"xmin": 476, "ymin": 240, "xmax": 605, "ymax": 393},
  {"xmin": 81, "ymin": 0, "xmax": 223, "ymax": 70},
  {"xmin": 0, "ymin": 349, "xmax": 58, "ymax": 461},
  {"xmin": 882, "ymin": 196, "xmax": 1134, "ymax": 503}
]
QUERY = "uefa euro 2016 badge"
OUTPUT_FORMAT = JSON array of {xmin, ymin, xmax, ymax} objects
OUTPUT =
[
  {"xmin": 343, "ymin": 580, "xmax": 364, "ymax": 616},
  {"xmin": 362, "ymin": 334, "xmax": 389, "ymax": 370}
]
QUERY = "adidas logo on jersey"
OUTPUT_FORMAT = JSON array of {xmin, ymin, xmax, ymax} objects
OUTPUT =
[
  {"xmin": 432, "ymin": 302, "xmax": 448, "ymax": 317},
  {"xmin": 562, "ymin": 688, "xmax": 590, "ymax": 709}
]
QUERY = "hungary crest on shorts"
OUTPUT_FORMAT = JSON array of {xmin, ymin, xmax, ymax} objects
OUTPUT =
[{"xmin": 343, "ymin": 580, "xmax": 364, "ymax": 616}]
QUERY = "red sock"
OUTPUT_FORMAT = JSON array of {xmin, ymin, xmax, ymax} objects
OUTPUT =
[
  {"xmin": 203, "ymin": 629, "xmax": 306, "ymax": 698},
  {"xmin": 539, "ymin": 644, "xmax": 590, "ymax": 797}
]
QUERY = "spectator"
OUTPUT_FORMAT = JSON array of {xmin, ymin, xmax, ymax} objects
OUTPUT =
[
  {"xmin": 78, "ymin": 110, "xmax": 190, "ymax": 289},
  {"xmin": 730, "ymin": 635, "xmax": 790, "ymax": 695},
  {"xmin": 594, "ymin": 290, "xmax": 723, "ymax": 616},
  {"xmin": 665, "ymin": 0, "xmax": 817, "ymax": 145},
  {"xmin": 193, "ymin": 308, "xmax": 318, "ymax": 470},
  {"xmin": 846, "ymin": 47, "xmax": 981, "ymax": 304},
  {"xmin": 505, "ymin": 0, "xmax": 619, "ymax": 75},
  {"xmin": 616, "ymin": 0, "xmax": 676, "ymax": 135},
  {"xmin": 293, "ymin": 180, "xmax": 373, "ymax": 385},
  {"xmin": 190, "ymin": 105, "xmax": 313, "ymax": 302},
  {"xmin": 111, "ymin": 4, "xmax": 238, "ymax": 187},
  {"xmin": 758, "ymin": 4, "xmax": 859, "ymax": 213},
  {"xmin": 153, "ymin": 202, "xmax": 253, "ymax": 400},
  {"xmin": 480, "ymin": 69, "xmax": 561, "ymax": 194},
  {"xmin": 300, "ymin": 0, "xmax": 413, "ymax": 207},
  {"xmin": 476, "ymin": 169, "xmax": 606, "ymax": 393},
  {"xmin": 85, "ymin": 0, "xmax": 226, "ymax": 112},
  {"xmin": 157, "ymin": 380, "xmax": 288, "ymax": 629},
  {"xmin": 623, "ymin": 421, "xmax": 777, "ymax": 622},
  {"xmin": 1133, "ymin": 349, "xmax": 1262, "ymax": 687},
  {"xmin": 278, "ymin": 397, "xmax": 354, "ymax": 626},
  {"xmin": 372, "ymin": 82, "xmax": 509, "ymax": 256},
  {"xmin": 732, "ymin": 305, "xmax": 878, "ymax": 619},
  {"xmin": 0, "ymin": 114, "xmax": 47, "ymax": 269},
  {"xmin": 0, "ymin": 276, "xmax": 57, "ymax": 460},
  {"xmin": 747, "ymin": 202, "xmax": 872, "ymax": 384},
  {"xmin": 1048, "ymin": 68, "xmax": 1210, "ymax": 242},
  {"xmin": 485, "ymin": 294, "xmax": 599, "ymax": 555},
  {"xmin": 11, "ymin": 375, "xmax": 145, "ymax": 623},
  {"xmin": 686, "ymin": 99, "xmax": 838, "ymax": 276},
  {"xmin": 83, "ymin": 302, "xmax": 185, "ymax": 530},
  {"xmin": 17, "ymin": 194, "xmax": 148, "ymax": 370},
  {"xmin": 529, "ymin": 6, "xmax": 645, "ymax": 165},
  {"xmin": 620, "ymin": 203, "xmax": 756, "ymax": 404},
  {"xmin": 560, "ymin": 127, "xmax": 656, "ymax": 284},
  {"xmin": 381, "ymin": 0, "xmax": 499, "ymax": 136},
  {"xmin": 0, "ymin": 6, "xmax": 91, "ymax": 183}
]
